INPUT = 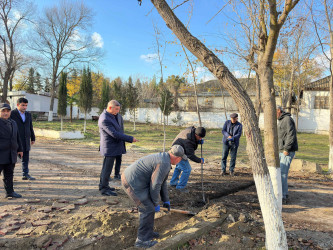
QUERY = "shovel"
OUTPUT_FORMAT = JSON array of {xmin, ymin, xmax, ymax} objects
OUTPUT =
[
  {"xmin": 200, "ymin": 143, "xmax": 206, "ymax": 204},
  {"xmin": 160, "ymin": 207, "xmax": 196, "ymax": 216}
]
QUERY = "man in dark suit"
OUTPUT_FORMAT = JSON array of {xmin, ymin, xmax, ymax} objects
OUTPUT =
[
  {"xmin": 0, "ymin": 103, "xmax": 23, "ymax": 198},
  {"xmin": 10, "ymin": 97, "xmax": 36, "ymax": 180},
  {"xmin": 98, "ymin": 100, "xmax": 138, "ymax": 196}
]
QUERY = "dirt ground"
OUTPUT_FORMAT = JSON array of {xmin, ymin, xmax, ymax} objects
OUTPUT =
[{"xmin": 0, "ymin": 137, "xmax": 332, "ymax": 249}]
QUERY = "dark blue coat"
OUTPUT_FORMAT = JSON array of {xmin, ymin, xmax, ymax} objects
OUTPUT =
[
  {"xmin": 10, "ymin": 108, "xmax": 35, "ymax": 152},
  {"xmin": 222, "ymin": 120, "xmax": 243, "ymax": 147},
  {"xmin": 98, "ymin": 110, "xmax": 133, "ymax": 157},
  {"xmin": 0, "ymin": 118, "xmax": 23, "ymax": 164}
]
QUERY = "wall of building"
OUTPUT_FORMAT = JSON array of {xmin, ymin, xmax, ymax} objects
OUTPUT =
[{"xmin": 123, "ymin": 107, "xmax": 329, "ymax": 134}]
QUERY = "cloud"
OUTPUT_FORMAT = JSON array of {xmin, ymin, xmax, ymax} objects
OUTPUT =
[
  {"xmin": 314, "ymin": 50, "xmax": 331, "ymax": 70},
  {"xmin": 232, "ymin": 70, "xmax": 255, "ymax": 78},
  {"xmin": 92, "ymin": 32, "xmax": 104, "ymax": 48},
  {"xmin": 140, "ymin": 53, "xmax": 158, "ymax": 63}
]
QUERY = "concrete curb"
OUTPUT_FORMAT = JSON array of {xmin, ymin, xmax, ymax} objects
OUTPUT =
[{"xmin": 35, "ymin": 128, "xmax": 84, "ymax": 139}]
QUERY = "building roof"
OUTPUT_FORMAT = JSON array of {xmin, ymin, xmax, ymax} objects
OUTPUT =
[{"xmin": 303, "ymin": 76, "xmax": 330, "ymax": 91}]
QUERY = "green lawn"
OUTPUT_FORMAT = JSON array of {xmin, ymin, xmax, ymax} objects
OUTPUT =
[{"xmin": 33, "ymin": 120, "xmax": 329, "ymax": 165}]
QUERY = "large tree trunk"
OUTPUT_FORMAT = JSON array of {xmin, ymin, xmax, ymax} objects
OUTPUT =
[
  {"xmin": 150, "ymin": 1, "xmax": 287, "ymax": 248},
  {"xmin": 255, "ymin": 73, "xmax": 261, "ymax": 121},
  {"xmin": 48, "ymin": 77, "xmax": 57, "ymax": 121},
  {"xmin": 258, "ymin": 64, "xmax": 282, "ymax": 212},
  {"xmin": 1, "ymin": 72, "xmax": 10, "ymax": 102}
]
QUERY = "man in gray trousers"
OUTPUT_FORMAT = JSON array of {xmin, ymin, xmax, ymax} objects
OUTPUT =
[{"xmin": 122, "ymin": 145, "xmax": 187, "ymax": 248}]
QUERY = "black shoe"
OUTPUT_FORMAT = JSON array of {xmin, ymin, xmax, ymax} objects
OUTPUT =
[
  {"xmin": 22, "ymin": 175, "xmax": 36, "ymax": 180},
  {"xmin": 151, "ymin": 232, "xmax": 160, "ymax": 239},
  {"xmin": 282, "ymin": 198, "xmax": 287, "ymax": 204},
  {"xmin": 107, "ymin": 187, "xmax": 115, "ymax": 191},
  {"xmin": 114, "ymin": 175, "xmax": 121, "ymax": 181},
  {"xmin": 101, "ymin": 190, "xmax": 117, "ymax": 196},
  {"xmin": 134, "ymin": 239, "xmax": 158, "ymax": 248},
  {"xmin": 6, "ymin": 192, "xmax": 22, "ymax": 198}
]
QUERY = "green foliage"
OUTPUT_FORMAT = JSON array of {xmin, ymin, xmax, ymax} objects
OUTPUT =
[
  {"xmin": 57, "ymin": 72, "xmax": 68, "ymax": 117},
  {"xmin": 126, "ymin": 76, "xmax": 139, "ymax": 112},
  {"xmin": 79, "ymin": 67, "xmax": 93, "ymax": 114},
  {"xmin": 159, "ymin": 85, "xmax": 173, "ymax": 116},
  {"xmin": 99, "ymin": 79, "xmax": 110, "ymax": 113},
  {"xmin": 35, "ymin": 72, "xmax": 43, "ymax": 92},
  {"xmin": 26, "ymin": 67, "xmax": 35, "ymax": 93},
  {"xmin": 44, "ymin": 77, "xmax": 51, "ymax": 92},
  {"xmin": 111, "ymin": 77, "xmax": 127, "ymax": 115}
]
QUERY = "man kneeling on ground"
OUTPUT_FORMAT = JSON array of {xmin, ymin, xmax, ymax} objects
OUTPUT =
[{"xmin": 122, "ymin": 145, "xmax": 187, "ymax": 248}]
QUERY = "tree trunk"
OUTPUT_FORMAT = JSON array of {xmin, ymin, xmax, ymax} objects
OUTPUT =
[
  {"xmin": 150, "ymin": 1, "xmax": 287, "ymax": 248},
  {"xmin": 255, "ymin": 73, "xmax": 261, "ymax": 121},
  {"xmin": 61, "ymin": 116, "xmax": 63, "ymax": 131},
  {"xmin": 133, "ymin": 110, "xmax": 136, "ymax": 131},
  {"xmin": 84, "ymin": 112, "xmax": 87, "ymax": 133},
  {"xmin": 1, "ymin": 73, "xmax": 10, "ymax": 102},
  {"xmin": 258, "ymin": 63, "xmax": 282, "ymax": 212},
  {"xmin": 70, "ymin": 103, "xmax": 73, "ymax": 123}
]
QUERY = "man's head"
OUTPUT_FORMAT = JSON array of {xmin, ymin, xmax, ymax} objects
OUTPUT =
[
  {"xmin": 107, "ymin": 100, "xmax": 121, "ymax": 115},
  {"xmin": 17, "ymin": 97, "xmax": 28, "ymax": 113},
  {"xmin": 276, "ymin": 106, "xmax": 283, "ymax": 119},
  {"xmin": 195, "ymin": 127, "xmax": 206, "ymax": 141},
  {"xmin": 169, "ymin": 145, "xmax": 187, "ymax": 165},
  {"xmin": 0, "ymin": 103, "xmax": 12, "ymax": 120},
  {"xmin": 230, "ymin": 113, "xmax": 238, "ymax": 124}
]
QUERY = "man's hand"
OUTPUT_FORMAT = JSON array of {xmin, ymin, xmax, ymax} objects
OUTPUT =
[
  {"xmin": 133, "ymin": 138, "xmax": 139, "ymax": 142},
  {"xmin": 154, "ymin": 205, "xmax": 160, "ymax": 212},
  {"xmin": 18, "ymin": 152, "xmax": 23, "ymax": 158},
  {"xmin": 201, "ymin": 158, "xmax": 204, "ymax": 164},
  {"xmin": 163, "ymin": 201, "xmax": 170, "ymax": 211},
  {"xmin": 31, "ymin": 141, "xmax": 35, "ymax": 145},
  {"xmin": 283, "ymin": 151, "xmax": 289, "ymax": 156},
  {"xmin": 228, "ymin": 136, "xmax": 232, "ymax": 139}
]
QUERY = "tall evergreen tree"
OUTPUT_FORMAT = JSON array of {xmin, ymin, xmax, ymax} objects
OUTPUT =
[
  {"xmin": 57, "ymin": 72, "xmax": 68, "ymax": 131},
  {"xmin": 159, "ymin": 83, "xmax": 173, "ymax": 152},
  {"xmin": 111, "ymin": 77, "xmax": 127, "ymax": 115},
  {"xmin": 44, "ymin": 77, "xmax": 51, "ymax": 92},
  {"xmin": 35, "ymin": 72, "xmax": 43, "ymax": 92},
  {"xmin": 99, "ymin": 79, "xmax": 110, "ymax": 113},
  {"xmin": 26, "ymin": 68, "xmax": 35, "ymax": 93},
  {"xmin": 126, "ymin": 76, "xmax": 139, "ymax": 130},
  {"xmin": 79, "ymin": 67, "xmax": 93, "ymax": 133}
]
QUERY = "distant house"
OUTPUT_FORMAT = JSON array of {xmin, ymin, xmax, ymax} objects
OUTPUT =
[
  {"xmin": 301, "ymin": 76, "xmax": 330, "ymax": 110},
  {"xmin": 177, "ymin": 78, "xmax": 269, "ymax": 112},
  {"xmin": 7, "ymin": 91, "xmax": 99, "ymax": 120}
]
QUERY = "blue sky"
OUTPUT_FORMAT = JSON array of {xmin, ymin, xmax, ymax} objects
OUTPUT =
[{"xmin": 32, "ymin": 0, "xmax": 237, "ymax": 82}]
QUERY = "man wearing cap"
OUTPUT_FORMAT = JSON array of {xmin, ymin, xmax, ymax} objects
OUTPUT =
[
  {"xmin": 170, "ymin": 126, "xmax": 206, "ymax": 192},
  {"xmin": 221, "ymin": 113, "xmax": 243, "ymax": 177},
  {"xmin": 0, "ymin": 103, "xmax": 23, "ymax": 198},
  {"xmin": 122, "ymin": 145, "xmax": 186, "ymax": 248},
  {"xmin": 10, "ymin": 97, "xmax": 36, "ymax": 180},
  {"xmin": 277, "ymin": 106, "xmax": 298, "ymax": 204}
]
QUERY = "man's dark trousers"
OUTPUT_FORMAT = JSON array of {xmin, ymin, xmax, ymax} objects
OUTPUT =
[
  {"xmin": 22, "ymin": 151, "xmax": 29, "ymax": 176},
  {"xmin": 221, "ymin": 143, "xmax": 238, "ymax": 173},
  {"xmin": 137, "ymin": 199, "xmax": 155, "ymax": 241},
  {"xmin": 99, "ymin": 155, "xmax": 121, "ymax": 193},
  {"xmin": 0, "ymin": 163, "xmax": 15, "ymax": 194}
]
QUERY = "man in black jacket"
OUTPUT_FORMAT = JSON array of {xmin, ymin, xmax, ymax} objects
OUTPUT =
[
  {"xmin": 10, "ymin": 98, "xmax": 36, "ymax": 180},
  {"xmin": 169, "ymin": 126, "xmax": 205, "ymax": 192},
  {"xmin": 277, "ymin": 106, "xmax": 298, "ymax": 204},
  {"xmin": 0, "ymin": 103, "xmax": 23, "ymax": 198}
]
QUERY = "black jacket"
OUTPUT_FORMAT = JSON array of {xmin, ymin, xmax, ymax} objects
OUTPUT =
[
  {"xmin": 0, "ymin": 118, "xmax": 23, "ymax": 164},
  {"xmin": 277, "ymin": 112, "xmax": 298, "ymax": 152},
  {"xmin": 172, "ymin": 126, "xmax": 201, "ymax": 163},
  {"xmin": 10, "ymin": 109, "xmax": 35, "ymax": 152}
]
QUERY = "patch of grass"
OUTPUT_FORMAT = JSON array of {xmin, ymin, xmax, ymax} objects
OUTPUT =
[{"xmin": 33, "ymin": 120, "xmax": 329, "ymax": 165}]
